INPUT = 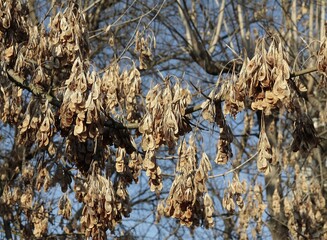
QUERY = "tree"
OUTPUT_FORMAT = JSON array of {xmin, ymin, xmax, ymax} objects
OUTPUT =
[{"xmin": 0, "ymin": 0, "xmax": 326, "ymax": 239}]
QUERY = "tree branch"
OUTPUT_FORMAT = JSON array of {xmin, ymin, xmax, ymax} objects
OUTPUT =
[
  {"xmin": 7, "ymin": 69, "xmax": 61, "ymax": 107},
  {"xmin": 6, "ymin": 64, "xmax": 319, "ymax": 130},
  {"xmin": 177, "ymin": 0, "xmax": 236, "ymax": 75},
  {"xmin": 289, "ymin": 66, "xmax": 317, "ymax": 78}
]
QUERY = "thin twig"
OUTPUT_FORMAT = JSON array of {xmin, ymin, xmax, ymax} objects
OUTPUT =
[
  {"xmin": 290, "ymin": 66, "xmax": 317, "ymax": 78},
  {"xmin": 83, "ymin": 0, "xmax": 102, "ymax": 13},
  {"xmin": 208, "ymin": 152, "xmax": 258, "ymax": 179}
]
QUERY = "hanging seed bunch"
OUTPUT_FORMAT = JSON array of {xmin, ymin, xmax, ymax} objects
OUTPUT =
[
  {"xmin": 283, "ymin": 168, "xmax": 326, "ymax": 239},
  {"xmin": 257, "ymin": 128, "xmax": 273, "ymax": 175},
  {"xmin": 317, "ymin": 24, "xmax": 327, "ymax": 75},
  {"xmin": 223, "ymin": 72, "xmax": 246, "ymax": 117},
  {"xmin": 59, "ymin": 59, "xmax": 101, "ymax": 140},
  {"xmin": 48, "ymin": 3, "xmax": 89, "ymax": 69},
  {"xmin": 157, "ymin": 136, "xmax": 214, "ymax": 228},
  {"xmin": 22, "ymin": 24, "xmax": 53, "ymax": 91},
  {"xmin": 0, "ymin": 0, "xmax": 25, "ymax": 124},
  {"xmin": 0, "ymin": 184, "xmax": 21, "ymax": 237},
  {"xmin": 101, "ymin": 62, "xmax": 142, "ymax": 123},
  {"xmin": 272, "ymin": 188, "xmax": 281, "ymax": 216},
  {"xmin": 230, "ymin": 38, "xmax": 291, "ymax": 114},
  {"xmin": 31, "ymin": 205, "xmax": 49, "ymax": 238},
  {"xmin": 58, "ymin": 193, "xmax": 72, "ymax": 220},
  {"xmin": 18, "ymin": 99, "xmax": 40, "ymax": 143},
  {"xmin": 214, "ymin": 124, "xmax": 233, "ymax": 165},
  {"xmin": 201, "ymin": 93, "xmax": 234, "ymax": 164},
  {"xmin": 237, "ymin": 185, "xmax": 266, "ymax": 240},
  {"xmin": 139, "ymin": 78, "xmax": 192, "ymax": 192},
  {"xmin": 112, "ymin": 146, "xmax": 140, "ymax": 185},
  {"xmin": 222, "ymin": 174, "xmax": 247, "ymax": 212},
  {"xmin": 128, "ymin": 151, "xmax": 143, "ymax": 183},
  {"xmin": 60, "ymin": 65, "xmax": 103, "ymax": 171},
  {"xmin": 0, "ymin": 185, "xmax": 21, "ymax": 210},
  {"xmin": 134, "ymin": 30, "xmax": 154, "ymax": 70},
  {"xmin": 0, "ymin": 0, "xmax": 29, "ymax": 71},
  {"xmin": 115, "ymin": 147, "xmax": 126, "ymax": 173},
  {"xmin": 37, "ymin": 101, "xmax": 56, "ymax": 151},
  {"xmin": 143, "ymin": 149, "xmax": 163, "ymax": 192},
  {"xmin": 35, "ymin": 166, "xmax": 51, "ymax": 192},
  {"xmin": 78, "ymin": 168, "xmax": 131, "ymax": 239},
  {"xmin": 18, "ymin": 98, "xmax": 56, "ymax": 154},
  {"xmin": 0, "ymin": 82, "xmax": 22, "ymax": 123},
  {"xmin": 114, "ymin": 177, "xmax": 132, "ymax": 218},
  {"xmin": 139, "ymin": 78, "xmax": 192, "ymax": 152},
  {"xmin": 201, "ymin": 90, "xmax": 224, "ymax": 126},
  {"xmin": 20, "ymin": 185, "xmax": 33, "ymax": 209}
]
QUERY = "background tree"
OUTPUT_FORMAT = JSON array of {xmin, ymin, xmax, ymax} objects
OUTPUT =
[{"xmin": 0, "ymin": 0, "xmax": 326, "ymax": 239}]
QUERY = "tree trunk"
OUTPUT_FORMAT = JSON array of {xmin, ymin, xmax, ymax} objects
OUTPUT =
[{"xmin": 264, "ymin": 114, "xmax": 289, "ymax": 239}]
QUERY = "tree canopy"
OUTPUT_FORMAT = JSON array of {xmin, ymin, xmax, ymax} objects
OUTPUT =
[{"xmin": 0, "ymin": 0, "xmax": 326, "ymax": 239}]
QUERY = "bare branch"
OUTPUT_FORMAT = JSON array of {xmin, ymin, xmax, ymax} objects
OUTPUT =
[{"xmin": 209, "ymin": 0, "xmax": 226, "ymax": 54}]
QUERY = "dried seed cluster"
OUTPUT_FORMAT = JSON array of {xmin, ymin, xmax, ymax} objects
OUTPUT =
[
  {"xmin": 318, "ymin": 34, "xmax": 327, "ymax": 75},
  {"xmin": 128, "ymin": 151, "xmax": 143, "ymax": 183},
  {"xmin": 135, "ymin": 31, "xmax": 154, "ymax": 70},
  {"xmin": 76, "ymin": 170, "xmax": 130, "ymax": 239},
  {"xmin": 31, "ymin": 205, "xmax": 49, "ymax": 238},
  {"xmin": 157, "ymin": 137, "xmax": 214, "ymax": 228},
  {"xmin": 227, "ymin": 38, "xmax": 291, "ymax": 115},
  {"xmin": 222, "ymin": 174, "xmax": 247, "ymax": 212},
  {"xmin": 214, "ymin": 124, "xmax": 233, "ymax": 165},
  {"xmin": 19, "ymin": 99, "xmax": 56, "ymax": 154},
  {"xmin": 143, "ymin": 149, "xmax": 163, "ymax": 192},
  {"xmin": 237, "ymin": 185, "xmax": 266, "ymax": 240},
  {"xmin": 139, "ymin": 79, "xmax": 192, "ymax": 152},
  {"xmin": 102, "ymin": 62, "xmax": 142, "ymax": 123},
  {"xmin": 58, "ymin": 194, "xmax": 72, "ymax": 219},
  {"xmin": 257, "ymin": 129, "xmax": 273, "ymax": 175},
  {"xmin": 201, "ymin": 93, "xmax": 233, "ymax": 164},
  {"xmin": 35, "ymin": 167, "xmax": 51, "ymax": 192},
  {"xmin": 49, "ymin": 6, "xmax": 89, "ymax": 67},
  {"xmin": 0, "ymin": 185, "xmax": 21, "ymax": 207},
  {"xmin": 283, "ymin": 170, "xmax": 326, "ymax": 239},
  {"xmin": 60, "ymin": 59, "xmax": 102, "ymax": 141},
  {"xmin": 139, "ymin": 79, "xmax": 192, "ymax": 191}
]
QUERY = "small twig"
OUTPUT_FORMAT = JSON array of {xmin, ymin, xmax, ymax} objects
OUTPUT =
[
  {"xmin": 83, "ymin": 0, "xmax": 101, "ymax": 13},
  {"xmin": 290, "ymin": 66, "xmax": 317, "ymax": 78},
  {"xmin": 208, "ymin": 152, "xmax": 258, "ymax": 179},
  {"xmin": 188, "ymin": 80, "xmax": 211, "ymax": 100},
  {"xmin": 185, "ymin": 103, "xmax": 202, "ymax": 115}
]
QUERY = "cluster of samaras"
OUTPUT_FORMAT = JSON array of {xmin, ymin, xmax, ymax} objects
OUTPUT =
[
  {"xmin": 74, "ymin": 166, "xmax": 131, "ymax": 238},
  {"xmin": 282, "ymin": 166, "xmax": 326, "ymax": 238},
  {"xmin": 226, "ymin": 38, "xmax": 291, "ymax": 115},
  {"xmin": 157, "ymin": 137, "xmax": 214, "ymax": 228},
  {"xmin": 139, "ymin": 80, "xmax": 192, "ymax": 191}
]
